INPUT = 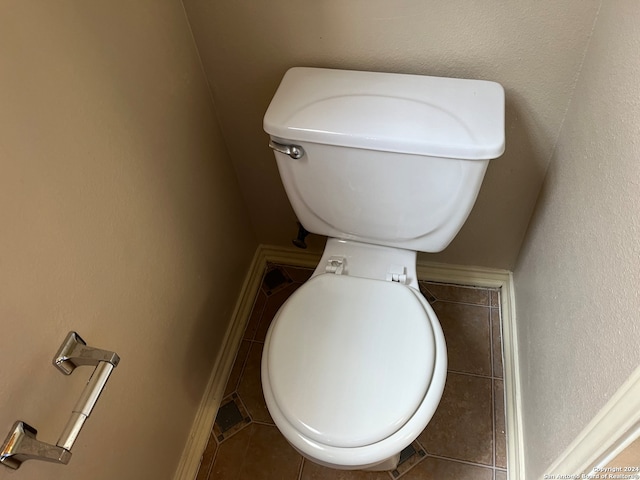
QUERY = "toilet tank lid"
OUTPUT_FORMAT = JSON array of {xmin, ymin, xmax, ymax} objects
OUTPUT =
[{"xmin": 264, "ymin": 67, "xmax": 505, "ymax": 160}]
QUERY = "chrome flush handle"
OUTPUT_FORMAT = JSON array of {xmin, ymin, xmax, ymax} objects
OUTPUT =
[{"xmin": 268, "ymin": 140, "xmax": 305, "ymax": 159}]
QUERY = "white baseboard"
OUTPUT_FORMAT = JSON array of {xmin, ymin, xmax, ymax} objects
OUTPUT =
[
  {"xmin": 545, "ymin": 365, "xmax": 640, "ymax": 476},
  {"xmin": 172, "ymin": 246, "xmax": 267, "ymax": 480},
  {"xmin": 173, "ymin": 245, "xmax": 524, "ymax": 480},
  {"xmin": 260, "ymin": 244, "xmax": 322, "ymax": 268}
]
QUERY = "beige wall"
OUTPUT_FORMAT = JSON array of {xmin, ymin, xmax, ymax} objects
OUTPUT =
[
  {"xmin": 182, "ymin": 0, "xmax": 600, "ymax": 269},
  {"xmin": 0, "ymin": 2, "xmax": 255, "ymax": 479},
  {"xmin": 513, "ymin": 1, "xmax": 640, "ymax": 477}
]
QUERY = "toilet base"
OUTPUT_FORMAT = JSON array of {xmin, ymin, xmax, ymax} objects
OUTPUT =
[
  {"xmin": 289, "ymin": 442, "xmax": 400, "ymax": 472},
  {"xmin": 362, "ymin": 453, "xmax": 400, "ymax": 471}
]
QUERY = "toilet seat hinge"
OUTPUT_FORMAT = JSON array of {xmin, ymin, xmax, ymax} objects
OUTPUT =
[
  {"xmin": 325, "ymin": 256, "xmax": 346, "ymax": 275},
  {"xmin": 386, "ymin": 265, "xmax": 408, "ymax": 284}
]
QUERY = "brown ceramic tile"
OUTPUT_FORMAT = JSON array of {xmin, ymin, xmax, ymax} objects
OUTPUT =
[
  {"xmin": 262, "ymin": 265, "xmax": 294, "ymax": 295},
  {"xmin": 491, "ymin": 308, "xmax": 504, "ymax": 379},
  {"xmin": 254, "ymin": 282, "xmax": 300, "ymax": 342},
  {"xmin": 282, "ymin": 265, "xmax": 314, "ymax": 283},
  {"xmin": 495, "ymin": 469, "xmax": 507, "ymax": 480},
  {"xmin": 494, "ymin": 379, "xmax": 507, "ymax": 469},
  {"xmin": 431, "ymin": 301, "xmax": 492, "ymax": 376},
  {"xmin": 224, "ymin": 340, "xmax": 252, "ymax": 397},
  {"xmin": 244, "ymin": 290, "xmax": 267, "ymax": 340},
  {"xmin": 205, "ymin": 263, "xmax": 510, "ymax": 479},
  {"xmin": 195, "ymin": 433, "xmax": 218, "ymax": 480},
  {"xmin": 401, "ymin": 456, "xmax": 493, "ymax": 480},
  {"xmin": 213, "ymin": 394, "xmax": 251, "ymax": 442},
  {"xmin": 418, "ymin": 283, "xmax": 437, "ymax": 303},
  {"xmin": 421, "ymin": 282, "xmax": 490, "ymax": 306},
  {"xmin": 300, "ymin": 460, "xmax": 390, "ymax": 480},
  {"xmin": 490, "ymin": 290, "xmax": 500, "ymax": 308},
  {"xmin": 237, "ymin": 342, "xmax": 273, "ymax": 424},
  {"xmin": 419, "ymin": 373, "xmax": 493, "ymax": 465},
  {"xmin": 391, "ymin": 441, "xmax": 427, "ymax": 478},
  {"xmin": 211, "ymin": 423, "xmax": 302, "ymax": 479}
]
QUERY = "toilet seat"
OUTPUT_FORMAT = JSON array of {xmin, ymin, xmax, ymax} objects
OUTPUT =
[{"xmin": 265, "ymin": 273, "xmax": 436, "ymax": 450}]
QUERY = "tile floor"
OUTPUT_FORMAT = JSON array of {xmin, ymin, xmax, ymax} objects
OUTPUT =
[{"xmin": 196, "ymin": 264, "xmax": 507, "ymax": 480}]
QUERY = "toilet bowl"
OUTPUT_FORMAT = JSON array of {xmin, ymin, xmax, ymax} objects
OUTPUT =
[
  {"xmin": 261, "ymin": 240, "xmax": 447, "ymax": 470},
  {"xmin": 261, "ymin": 67, "xmax": 504, "ymax": 470}
]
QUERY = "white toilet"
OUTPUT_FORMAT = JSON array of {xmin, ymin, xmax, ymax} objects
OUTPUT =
[{"xmin": 261, "ymin": 67, "xmax": 505, "ymax": 471}]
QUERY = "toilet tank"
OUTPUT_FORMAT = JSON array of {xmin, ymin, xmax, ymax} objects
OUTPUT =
[{"xmin": 263, "ymin": 67, "xmax": 505, "ymax": 252}]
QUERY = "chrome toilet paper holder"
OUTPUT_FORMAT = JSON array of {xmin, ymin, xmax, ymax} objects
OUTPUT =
[{"xmin": 0, "ymin": 331, "xmax": 120, "ymax": 470}]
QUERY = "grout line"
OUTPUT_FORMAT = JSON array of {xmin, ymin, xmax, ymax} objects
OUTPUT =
[
  {"xmin": 430, "ymin": 298, "xmax": 493, "ymax": 308},
  {"xmin": 206, "ymin": 442, "xmax": 219, "ymax": 480},
  {"xmin": 489, "ymin": 301, "xmax": 496, "ymax": 378},
  {"xmin": 489, "ymin": 296, "xmax": 497, "ymax": 469},
  {"xmin": 214, "ymin": 420, "xmax": 252, "ymax": 445},
  {"xmin": 296, "ymin": 458, "xmax": 305, "ymax": 480},
  {"xmin": 248, "ymin": 291, "xmax": 268, "ymax": 341},
  {"xmin": 492, "ymin": 378, "xmax": 497, "ymax": 468},
  {"xmin": 447, "ymin": 369, "xmax": 496, "ymax": 380},
  {"xmin": 425, "ymin": 452, "xmax": 494, "ymax": 470},
  {"xmin": 230, "ymin": 345, "xmax": 252, "ymax": 397},
  {"xmin": 420, "ymin": 280, "xmax": 500, "ymax": 291},
  {"xmin": 393, "ymin": 439, "xmax": 428, "ymax": 479},
  {"xmin": 251, "ymin": 419, "xmax": 276, "ymax": 427}
]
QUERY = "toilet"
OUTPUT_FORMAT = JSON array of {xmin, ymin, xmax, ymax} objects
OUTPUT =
[{"xmin": 261, "ymin": 67, "xmax": 505, "ymax": 471}]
